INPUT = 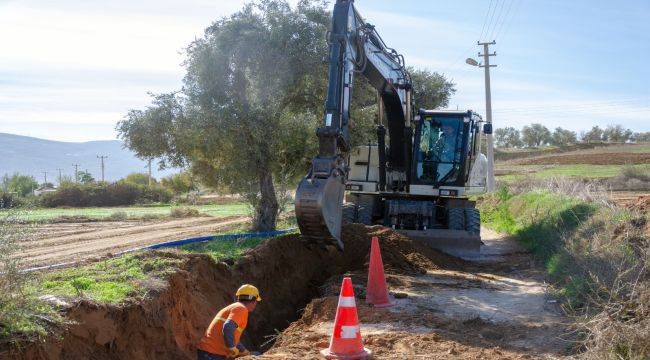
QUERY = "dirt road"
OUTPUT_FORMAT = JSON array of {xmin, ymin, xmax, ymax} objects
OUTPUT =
[
  {"xmin": 265, "ymin": 228, "xmax": 569, "ymax": 359},
  {"xmin": 20, "ymin": 216, "xmax": 248, "ymax": 268}
]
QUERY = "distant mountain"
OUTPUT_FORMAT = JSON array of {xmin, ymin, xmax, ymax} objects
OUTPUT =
[{"xmin": 0, "ymin": 133, "xmax": 178, "ymax": 183}]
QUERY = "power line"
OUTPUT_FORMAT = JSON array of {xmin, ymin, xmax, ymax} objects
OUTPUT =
[
  {"xmin": 494, "ymin": 0, "xmax": 521, "ymax": 41},
  {"xmin": 492, "ymin": 0, "xmax": 516, "ymax": 41},
  {"xmin": 478, "ymin": 0, "xmax": 495, "ymax": 41},
  {"xmin": 439, "ymin": 1, "xmax": 496, "ymax": 74},
  {"xmin": 486, "ymin": 0, "xmax": 508, "ymax": 41}
]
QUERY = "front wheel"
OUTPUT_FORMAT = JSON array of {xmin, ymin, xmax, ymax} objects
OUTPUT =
[{"xmin": 464, "ymin": 208, "xmax": 481, "ymax": 236}]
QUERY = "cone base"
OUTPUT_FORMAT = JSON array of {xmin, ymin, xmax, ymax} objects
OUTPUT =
[
  {"xmin": 320, "ymin": 347, "xmax": 372, "ymax": 359},
  {"xmin": 367, "ymin": 301, "xmax": 394, "ymax": 308}
]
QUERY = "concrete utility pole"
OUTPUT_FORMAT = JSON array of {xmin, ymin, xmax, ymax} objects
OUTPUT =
[
  {"xmin": 468, "ymin": 41, "xmax": 497, "ymax": 191},
  {"xmin": 97, "ymin": 155, "xmax": 108, "ymax": 182},
  {"xmin": 56, "ymin": 168, "xmax": 63, "ymax": 185},
  {"xmin": 72, "ymin": 164, "xmax": 80, "ymax": 183}
]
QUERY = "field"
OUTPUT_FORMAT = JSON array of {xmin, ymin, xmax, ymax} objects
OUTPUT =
[
  {"xmin": 13, "ymin": 203, "xmax": 249, "ymax": 222},
  {"xmin": 495, "ymin": 142, "xmax": 650, "ymax": 182}
]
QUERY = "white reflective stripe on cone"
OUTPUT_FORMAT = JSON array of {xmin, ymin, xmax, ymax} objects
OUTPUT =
[
  {"xmin": 340, "ymin": 325, "xmax": 360, "ymax": 339},
  {"xmin": 338, "ymin": 296, "xmax": 356, "ymax": 308}
]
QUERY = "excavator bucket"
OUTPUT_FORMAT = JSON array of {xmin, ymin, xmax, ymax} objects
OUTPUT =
[{"xmin": 295, "ymin": 175, "xmax": 345, "ymax": 249}]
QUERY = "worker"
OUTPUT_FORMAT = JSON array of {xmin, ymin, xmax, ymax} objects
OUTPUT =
[{"xmin": 197, "ymin": 284, "xmax": 261, "ymax": 360}]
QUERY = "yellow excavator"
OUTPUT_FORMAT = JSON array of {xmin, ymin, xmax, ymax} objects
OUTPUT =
[{"xmin": 295, "ymin": 0, "xmax": 491, "ymax": 257}]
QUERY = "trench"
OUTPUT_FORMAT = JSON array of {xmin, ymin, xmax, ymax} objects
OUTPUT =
[{"xmin": 4, "ymin": 224, "xmax": 462, "ymax": 360}]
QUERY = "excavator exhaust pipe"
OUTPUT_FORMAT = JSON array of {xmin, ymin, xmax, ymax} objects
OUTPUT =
[{"xmin": 295, "ymin": 175, "xmax": 345, "ymax": 249}]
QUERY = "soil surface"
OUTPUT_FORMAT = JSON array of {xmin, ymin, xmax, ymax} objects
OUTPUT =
[
  {"xmin": 263, "ymin": 228, "xmax": 569, "ymax": 359},
  {"xmin": 19, "ymin": 216, "xmax": 248, "ymax": 268}
]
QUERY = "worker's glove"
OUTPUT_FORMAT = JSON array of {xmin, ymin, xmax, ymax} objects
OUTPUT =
[{"xmin": 226, "ymin": 347, "xmax": 240, "ymax": 358}]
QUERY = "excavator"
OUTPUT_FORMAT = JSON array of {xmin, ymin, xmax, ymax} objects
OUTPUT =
[{"xmin": 295, "ymin": 0, "xmax": 491, "ymax": 257}]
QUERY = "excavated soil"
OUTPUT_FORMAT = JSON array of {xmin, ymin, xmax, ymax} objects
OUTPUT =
[{"xmin": 3, "ymin": 225, "xmax": 462, "ymax": 359}]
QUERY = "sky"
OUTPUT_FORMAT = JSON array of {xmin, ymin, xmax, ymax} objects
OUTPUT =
[{"xmin": 0, "ymin": 0, "xmax": 648, "ymax": 142}]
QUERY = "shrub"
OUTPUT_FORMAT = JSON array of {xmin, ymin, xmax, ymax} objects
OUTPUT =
[
  {"xmin": 40, "ymin": 182, "xmax": 172, "ymax": 208},
  {"xmin": 170, "ymin": 207, "xmax": 200, "ymax": 218},
  {"xmin": 107, "ymin": 211, "xmax": 128, "ymax": 221},
  {"xmin": 0, "ymin": 192, "xmax": 21, "ymax": 209}
]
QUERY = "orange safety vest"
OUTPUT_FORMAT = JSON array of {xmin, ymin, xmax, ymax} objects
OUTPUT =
[{"xmin": 198, "ymin": 302, "xmax": 249, "ymax": 356}]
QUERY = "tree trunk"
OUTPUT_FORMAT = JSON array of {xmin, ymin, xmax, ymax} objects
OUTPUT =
[{"xmin": 252, "ymin": 169, "xmax": 279, "ymax": 232}]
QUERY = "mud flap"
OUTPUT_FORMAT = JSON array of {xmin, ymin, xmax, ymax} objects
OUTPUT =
[
  {"xmin": 398, "ymin": 229, "xmax": 484, "ymax": 259},
  {"xmin": 295, "ymin": 175, "xmax": 345, "ymax": 249}
]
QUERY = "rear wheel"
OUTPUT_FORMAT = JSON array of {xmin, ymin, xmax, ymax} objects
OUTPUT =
[
  {"xmin": 447, "ymin": 208, "xmax": 465, "ymax": 230},
  {"xmin": 465, "ymin": 208, "xmax": 481, "ymax": 235}
]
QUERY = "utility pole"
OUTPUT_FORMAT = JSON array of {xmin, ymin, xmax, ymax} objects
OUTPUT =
[
  {"xmin": 97, "ymin": 155, "xmax": 108, "ymax": 182},
  {"xmin": 72, "ymin": 164, "xmax": 80, "ymax": 183},
  {"xmin": 478, "ymin": 41, "xmax": 496, "ymax": 192},
  {"xmin": 147, "ymin": 158, "xmax": 152, "ymax": 186},
  {"xmin": 56, "ymin": 168, "xmax": 63, "ymax": 185},
  {"xmin": 42, "ymin": 171, "xmax": 48, "ymax": 185}
]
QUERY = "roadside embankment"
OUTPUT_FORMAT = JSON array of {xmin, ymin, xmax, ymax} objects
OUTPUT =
[{"xmin": 478, "ymin": 187, "xmax": 649, "ymax": 358}]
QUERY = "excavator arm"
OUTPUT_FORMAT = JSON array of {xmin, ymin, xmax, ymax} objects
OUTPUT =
[{"xmin": 295, "ymin": 0, "xmax": 413, "ymax": 249}]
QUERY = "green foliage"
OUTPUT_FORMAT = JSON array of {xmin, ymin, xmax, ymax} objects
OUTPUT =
[
  {"xmin": 1, "ymin": 210, "xmax": 63, "ymax": 341},
  {"xmin": 123, "ymin": 172, "xmax": 156, "ymax": 186},
  {"xmin": 161, "ymin": 172, "xmax": 196, "ymax": 195},
  {"xmin": 40, "ymin": 181, "xmax": 172, "ymax": 208},
  {"xmin": 408, "ymin": 67, "xmax": 456, "ymax": 110},
  {"xmin": 550, "ymin": 127, "xmax": 578, "ymax": 146},
  {"xmin": 35, "ymin": 253, "xmax": 183, "ymax": 304},
  {"xmin": 182, "ymin": 236, "xmax": 266, "ymax": 262},
  {"xmin": 494, "ymin": 127, "xmax": 522, "ymax": 148},
  {"xmin": 1, "ymin": 173, "xmax": 38, "ymax": 197},
  {"xmin": 521, "ymin": 123, "xmax": 551, "ymax": 147},
  {"xmin": 77, "ymin": 170, "xmax": 94, "ymax": 184}
]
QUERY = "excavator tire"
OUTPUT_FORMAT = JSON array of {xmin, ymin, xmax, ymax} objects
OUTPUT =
[
  {"xmin": 448, "ymin": 208, "xmax": 465, "ymax": 230},
  {"xmin": 342, "ymin": 203, "xmax": 358, "ymax": 225},
  {"xmin": 465, "ymin": 208, "xmax": 481, "ymax": 236}
]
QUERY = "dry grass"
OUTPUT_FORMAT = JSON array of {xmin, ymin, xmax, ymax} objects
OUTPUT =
[{"xmin": 169, "ymin": 206, "xmax": 201, "ymax": 218}]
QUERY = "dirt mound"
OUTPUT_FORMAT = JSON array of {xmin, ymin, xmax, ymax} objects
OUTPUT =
[
  {"xmin": 513, "ymin": 152, "xmax": 650, "ymax": 165},
  {"xmin": 4, "ymin": 225, "xmax": 458, "ymax": 359}
]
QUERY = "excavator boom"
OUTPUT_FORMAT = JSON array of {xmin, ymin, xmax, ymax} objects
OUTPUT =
[{"xmin": 295, "ymin": 0, "xmax": 412, "ymax": 249}]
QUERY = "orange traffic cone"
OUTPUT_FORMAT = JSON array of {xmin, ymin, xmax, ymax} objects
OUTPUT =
[
  {"xmin": 366, "ymin": 236, "xmax": 394, "ymax": 308},
  {"xmin": 321, "ymin": 277, "xmax": 372, "ymax": 359}
]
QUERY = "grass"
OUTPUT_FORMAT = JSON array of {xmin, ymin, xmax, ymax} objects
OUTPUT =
[
  {"xmin": 181, "ymin": 216, "xmax": 298, "ymax": 262},
  {"xmin": 497, "ymin": 163, "xmax": 650, "ymax": 182},
  {"xmin": 9, "ymin": 203, "xmax": 249, "ymax": 222},
  {"xmin": 31, "ymin": 253, "xmax": 184, "ymax": 304},
  {"xmin": 479, "ymin": 186, "xmax": 649, "ymax": 358},
  {"xmin": 30, "ymin": 215, "xmax": 298, "ymax": 304}
]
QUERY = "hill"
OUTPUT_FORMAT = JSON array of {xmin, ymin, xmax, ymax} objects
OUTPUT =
[{"xmin": 0, "ymin": 133, "xmax": 177, "ymax": 182}]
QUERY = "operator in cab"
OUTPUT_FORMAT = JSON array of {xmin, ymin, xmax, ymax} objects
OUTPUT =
[{"xmin": 197, "ymin": 284, "xmax": 261, "ymax": 359}]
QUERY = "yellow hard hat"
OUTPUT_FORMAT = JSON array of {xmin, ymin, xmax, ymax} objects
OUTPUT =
[{"xmin": 236, "ymin": 284, "xmax": 261, "ymax": 302}]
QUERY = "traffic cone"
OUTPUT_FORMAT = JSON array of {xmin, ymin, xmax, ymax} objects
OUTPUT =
[
  {"xmin": 320, "ymin": 277, "xmax": 371, "ymax": 360},
  {"xmin": 366, "ymin": 236, "xmax": 394, "ymax": 307}
]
